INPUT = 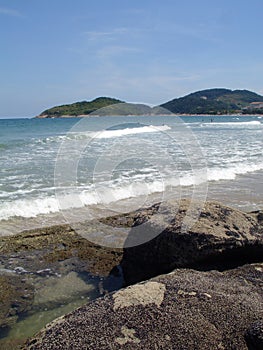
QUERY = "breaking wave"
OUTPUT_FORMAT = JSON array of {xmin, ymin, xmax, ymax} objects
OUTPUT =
[{"xmin": 1, "ymin": 161, "xmax": 263, "ymax": 220}]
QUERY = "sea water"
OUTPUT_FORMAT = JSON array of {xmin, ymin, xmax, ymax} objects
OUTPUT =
[
  {"xmin": 0, "ymin": 114, "xmax": 262, "ymax": 233},
  {"xmin": 0, "ymin": 114, "xmax": 262, "ymax": 346}
]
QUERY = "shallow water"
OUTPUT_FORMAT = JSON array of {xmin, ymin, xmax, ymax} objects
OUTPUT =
[
  {"xmin": 0, "ymin": 258, "xmax": 123, "ymax": 348},
  {"xmin": 1, "ymin": 297, "xmax": 92, "ymax": 343}
]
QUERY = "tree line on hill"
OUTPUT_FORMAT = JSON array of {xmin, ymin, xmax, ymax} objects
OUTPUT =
[{"xmin": 37, "ymin": 89, "xmax": 263, "ymax": 117}]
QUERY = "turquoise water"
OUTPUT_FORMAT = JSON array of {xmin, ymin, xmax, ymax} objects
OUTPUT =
[{"xmin": 0, "ymin": 115, "xmax": 262, "ymax": 226}]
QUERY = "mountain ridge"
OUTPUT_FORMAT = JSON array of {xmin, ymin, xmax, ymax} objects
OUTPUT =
[
  {"xmin": 160, "ymin": 88, "xmax": 263, "ymax": 115},
  {"xmin": 36, "ymin": 89, "xmax": 263, "ymax": 117}
]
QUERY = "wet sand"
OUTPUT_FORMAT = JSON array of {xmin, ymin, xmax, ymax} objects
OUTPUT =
[{"xmin": 206, "ymin": 170, "xmax": 263, "ymax": 211}]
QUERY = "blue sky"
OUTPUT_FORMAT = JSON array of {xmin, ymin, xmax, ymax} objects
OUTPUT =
[{"xmin": 1, "ymin": 0, "xmax": 263, "ymax": 117}]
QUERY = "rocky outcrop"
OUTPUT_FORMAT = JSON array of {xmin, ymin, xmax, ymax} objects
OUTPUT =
[
  {"xmin": 1, "ymin": 200, "xmax": 263, "ymax": 349},
  {"xmin": 24, "ymin": 263, "xmax": 263, "ymax": 350},
  {"xmin": 1, "ymin": 200, "xmax": 260, "ymax": 289},
  {"xmin": 0, "ymin": 224, "xmax": 122, "ymax": 278},
  {"xmin": 106, "ymin": 199, "xmax": 262, "ymax": 284}
]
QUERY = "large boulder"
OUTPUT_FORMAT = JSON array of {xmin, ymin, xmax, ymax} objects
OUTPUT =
[
  {"xmin": 2, "ymin": 200, "xmax": 260, "ymax": 288},
  {"xmin": 115, "ymin": 199, "xmax": 263, "ymax": 284},
  {"xmin": 2, "ymin": 200, "xmax": 263, "ymax": 349},
  {"xmin": 24, "ymin": 263, "xmax": 263, "ymax": 350}
]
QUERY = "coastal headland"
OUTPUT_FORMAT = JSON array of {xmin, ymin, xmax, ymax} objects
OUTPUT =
[{"xmin": 35, "ymin": 88, "xmax": 263, "ymax": 118}]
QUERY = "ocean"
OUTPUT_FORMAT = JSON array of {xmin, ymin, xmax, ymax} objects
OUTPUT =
[
  {"xmin": 0, "ymin": 114, "xmax": 263, "ymax": 346},
  {"xmin": 0, "ymin": 114, "xmax": 262, "ymax": 235}
]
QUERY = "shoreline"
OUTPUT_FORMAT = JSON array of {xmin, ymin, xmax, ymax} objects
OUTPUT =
[
  {"xmin": 1, "ymin": 198, "xmax": 262, "ymax": 349},
  {"xmin": 1, "ymin": 169, "xmax": 262, "ymax": 237},
  {"xmin": 35, "ymin": 113, "xmax": 263, "ymax": 119}
]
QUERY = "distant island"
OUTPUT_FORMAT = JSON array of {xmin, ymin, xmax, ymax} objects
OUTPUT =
[
  {"xmin": 37, "ymin": 97, "xmax": 123, "ymax": 118},
  {"xmin": 36, "ymin": 89, "xmax": 263, "ymax": 118}
]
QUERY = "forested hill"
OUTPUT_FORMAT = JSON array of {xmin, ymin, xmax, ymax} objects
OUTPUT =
[
  {"xmin": 160, "ymin": 89, "xmax": 263, "ymax": 115},
  {"xmin": 37, "ymin": 97, "xmax": 123, "ymax": 117},
  {"xmin": 36, "ymin": 89, "xmax": 263, "ymax": 117}
]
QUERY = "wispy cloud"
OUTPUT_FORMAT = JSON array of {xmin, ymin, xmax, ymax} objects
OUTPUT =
[
  {"xmin": 0, "ymin": 7, "xmax": 23, "ymax": 17},
  {"xmin": 83, "ymin": 28, "xmax": 128, "ymax": 41}
]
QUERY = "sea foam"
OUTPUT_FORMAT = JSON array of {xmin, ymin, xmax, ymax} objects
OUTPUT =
[
  {"xmin": 202, "ymin": 120, "xmax": 261, "ymax": 126},
  {"xmin": 1, "ymin": 161, "xmax": 262, "ymax": 220}
]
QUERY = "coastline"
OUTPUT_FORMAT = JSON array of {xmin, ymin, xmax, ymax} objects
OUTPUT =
[
  {"xmin": 0, "ymin": 113, "xmax": 262, "ymax": 348},
  {"xmin": 34, "ymin": 88, "xmax": 263, "ymax": 120},
  {"xmin": 35, "ymin": 113, "xmax": 263, "ymax": 119},
  {"xmin": 0, "ymin": 169, "xmax": 262, "ymax": 237},
  {"xmin": 1, "ymin": 196, "xmax": 262, "ymax": 349}
]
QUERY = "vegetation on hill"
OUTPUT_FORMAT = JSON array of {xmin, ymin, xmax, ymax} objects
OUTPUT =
[
  {"xmin": 37, "ymin": 99, "xmax": 173, "ymax": 118},
  {"xmin": 39, "ymin": 97, "xmax": 123, "ymax": 117},
  {"xmin": 93, "ymin": 103, "xmax": 152, "ymax": 116},
  {"xmin": 37, "ymin": 89, "xmax": 263, "ymax": 118},
  {"xmin": 245, "ymin": 108, "xmax": 263, "ymax": 114},
  {"xmin": 160, "ymin": 88, "xmax": 263, "ymax": 115}
]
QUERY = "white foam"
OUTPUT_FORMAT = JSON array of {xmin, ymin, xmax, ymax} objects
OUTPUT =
[
  {"xmin": 208, "ymin": 163, "xmax": 263, "ymax": 181},
  {"xmin": 0, "ymin": 197, "xmax": 60, "ymax": 220},
  {"xmin": 203, "ymin": 121, "xmax": 261, "ymax": 126},
  {"xmin": 78, "ymin": 180, "xmax": 164, "ymax": 206},
  {"xmin": 1, "ymin": 161, "xmax": 263, "ymax": 221},
  {"xmin": 92, "ymin": 125, "xmax": 171, "ymax": 139},
  {"xmin": 45, "ymin": 125, "xmax": 172, "ymax": 143}
]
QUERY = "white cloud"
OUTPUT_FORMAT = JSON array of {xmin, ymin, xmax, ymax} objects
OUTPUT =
[
  {"xmin": 83, "ymin": 28, "xmax": 128, "ymax": 41},
  {"xmin": 0, "ymin": 7, "xmax": 23, "ymax": 17}
]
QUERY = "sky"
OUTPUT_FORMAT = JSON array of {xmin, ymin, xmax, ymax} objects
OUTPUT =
[{"xmin": 1, "ymin": 0, "xmax": 263, "ymax": 117}]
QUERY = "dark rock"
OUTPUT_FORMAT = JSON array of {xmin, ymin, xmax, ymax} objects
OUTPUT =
[
  {"xmin": 23, "ymin": 263, "xmax": 263, "ymax": 350},
  {"xmin": 250, "ymin": 210, "xmax": 263, "ymax": 226},
  {"xmin": 118, "ymin": 199, "xmax": 263, "ymax": 284},
  {"xmin": 2, "ymin": 200, "xmax": 260, "ymax": 288},
  {"xmin": 245, "ymin": 321, "xmax": 263, "ymax": 350}
]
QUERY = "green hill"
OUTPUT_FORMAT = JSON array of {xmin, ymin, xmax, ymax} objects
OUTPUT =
[
  {"xmin": 37, "ymin": 89, "xmax": 263, "ymax": 118},
  {"xmin": 37, "ymin": 97, "xmax": 123, "ymax": 117},
  {"xmin": 37, "ymin": 98, "xmax": 172, "ymax": 118},
  {"xmin": 92, "ymin": 103, "xmax": 153, "ymax": 116},
  {"xmin": 160, "ymin": 88, "xmax": 263, "ymax": 115}
]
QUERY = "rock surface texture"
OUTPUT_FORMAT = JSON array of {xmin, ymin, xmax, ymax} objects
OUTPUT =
[
  {"xmin": 24, "ymin": 264, "xmax": 263, "ymax": 350},
  {"xmin": 1, "ymin": 199, "xmax": 262, "ymax": 349},
  {"xmin": 115, "ymin": 199, "xmax": 263, "ymax": 284}
]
